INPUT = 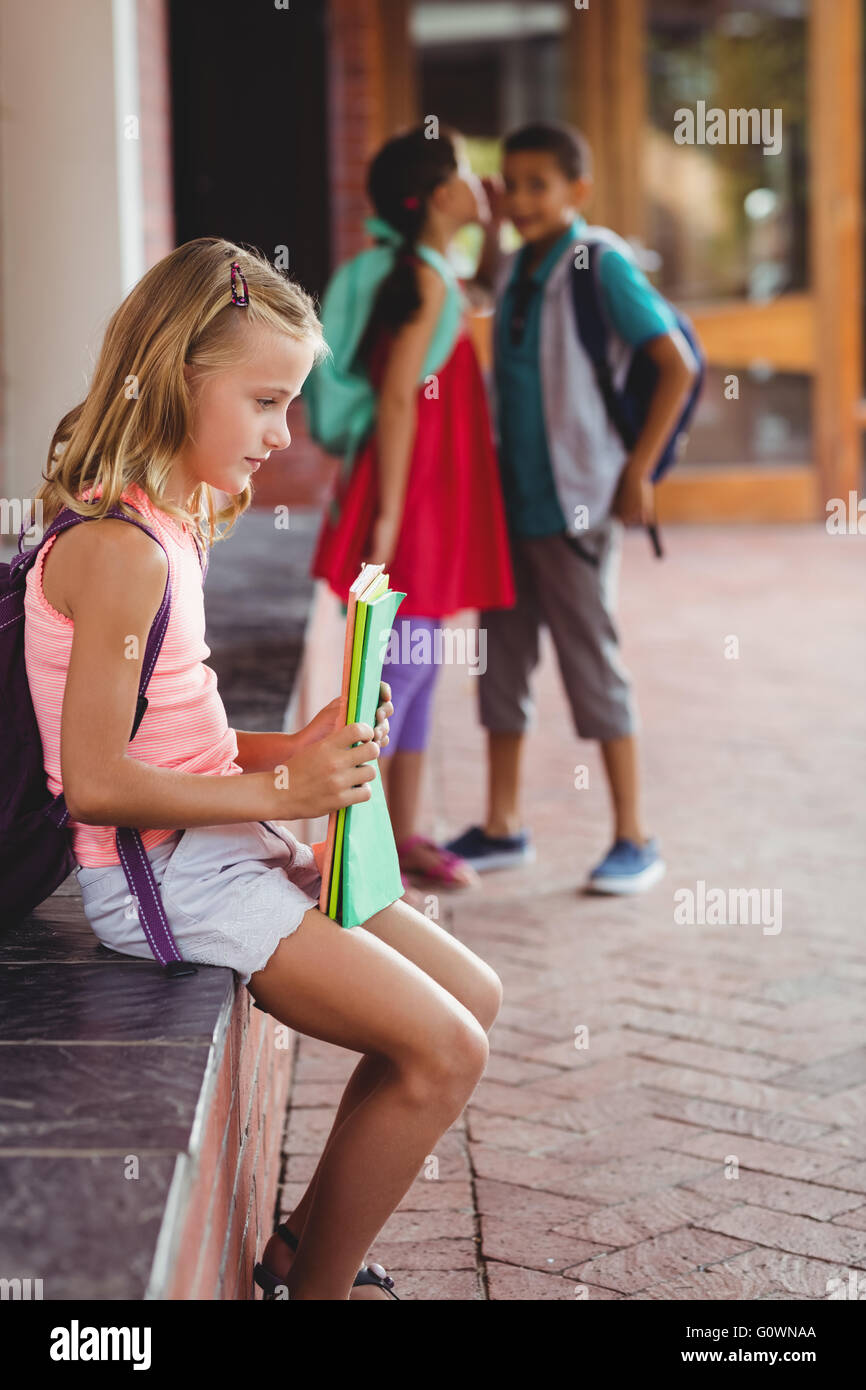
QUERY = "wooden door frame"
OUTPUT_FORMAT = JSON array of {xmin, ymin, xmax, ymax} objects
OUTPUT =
[
  {"xmin": 808, "ymin": 0, "xmax": 863, "ymax": 509},
  {"xmin": 566, "ymin": 0, "xmax": 862, "ymax": 521}
]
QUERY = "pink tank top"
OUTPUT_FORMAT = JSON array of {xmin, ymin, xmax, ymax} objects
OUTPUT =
[{"xmin": 23, "ymin": 482, "xmax": 243, "ymax": 866}]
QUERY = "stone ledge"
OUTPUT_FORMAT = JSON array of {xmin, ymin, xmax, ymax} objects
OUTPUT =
[{"xmin": 1, "ymin": 506, "xmax": 321, "ymax": 1299}]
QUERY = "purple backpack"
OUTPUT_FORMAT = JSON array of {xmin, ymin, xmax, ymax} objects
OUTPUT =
[{"xmin": 1, "ymin": 502, "xmax": 200, "ymax": 979}]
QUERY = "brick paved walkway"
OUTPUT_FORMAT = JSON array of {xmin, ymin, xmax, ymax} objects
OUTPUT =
[{"xmin": 279, "ymin": 525, "xmax": 866, "ymax": 1300}]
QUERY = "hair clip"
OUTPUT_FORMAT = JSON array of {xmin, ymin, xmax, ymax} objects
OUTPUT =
[
  {"xmin": 402, "ymin": 195, "xmax": 420, "ymax": 209},
  {"xmin": 230, "ymin": 260, "xmax": 249, "ymax": 306}
]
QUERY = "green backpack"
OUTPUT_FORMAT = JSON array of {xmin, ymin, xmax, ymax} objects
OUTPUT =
[{"xmin": 304, "ymin": 216, "xmax": 463, "ymax": 521}]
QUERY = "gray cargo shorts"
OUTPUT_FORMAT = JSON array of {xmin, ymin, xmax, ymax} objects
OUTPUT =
[{"xmin": 478, "ymin": 519, "xmax": 638, "ymax": 742}]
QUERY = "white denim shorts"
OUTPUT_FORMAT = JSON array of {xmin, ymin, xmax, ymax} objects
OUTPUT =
[{"xmin": 74, "ymin": 820, "xmax": 324, "ymax": 986}]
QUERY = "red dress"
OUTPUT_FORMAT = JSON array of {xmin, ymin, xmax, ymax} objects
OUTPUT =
[{"xmin": 311, "ymin": 311, "xmax": 516, "ymax": 618}]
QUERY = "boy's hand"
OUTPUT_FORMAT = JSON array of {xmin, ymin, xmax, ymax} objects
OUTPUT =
[
  {"xmin": 613, "ymin": 466, "xmax": 655, "ymax": 527},
  {"xmin": 612, "ymin": 332, "xmax": 697, "ymax": 528}
]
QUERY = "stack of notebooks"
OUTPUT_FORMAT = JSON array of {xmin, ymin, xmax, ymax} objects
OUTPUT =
[{"xmin": 318, "ymin": 564, "xmax": 407, "ymax": 927}]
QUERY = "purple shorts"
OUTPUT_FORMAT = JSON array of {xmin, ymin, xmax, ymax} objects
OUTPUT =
[{"xmin": 379, "ymin": 616, "xmax": 441, "ymax": 755}]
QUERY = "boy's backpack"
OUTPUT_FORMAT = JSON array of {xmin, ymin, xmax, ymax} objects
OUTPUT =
[
  {"xmin": 0, "ymin": 502, "xmax": 200, "ymax": 979},
  {"xmin": 304, "ymin": 215, "xmax": 463, "ymax": 518},
  {"xmin": 570, "ymin": 234, "xmax": 705, "ymax": 481}
]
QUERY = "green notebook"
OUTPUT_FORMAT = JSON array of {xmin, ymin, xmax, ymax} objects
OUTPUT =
[{"xmin": 326, "ymin": 579, "xmax": 407, "ymax": 927}]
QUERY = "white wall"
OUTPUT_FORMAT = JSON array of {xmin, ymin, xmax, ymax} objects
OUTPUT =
[{"xmin": 0, "ymin": 0, "xmax": 144, "ymax": 512}]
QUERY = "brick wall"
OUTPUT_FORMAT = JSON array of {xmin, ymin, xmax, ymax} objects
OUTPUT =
[
  {"xmin": 249, "ymin": 0, "xmax": 387, "ymax": 514},
  {"xmin": 162, "ymin": 991, "xmax": 293, "ymax": 1300},
  {"xmin": 247, "ymin": 0, "xmax": 413, "ymax": 516}
]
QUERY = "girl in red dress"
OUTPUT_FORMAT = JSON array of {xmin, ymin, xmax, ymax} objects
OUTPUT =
[{"xmin": 312, "ymin": 126, "xmax": 515, "ymax": 888}]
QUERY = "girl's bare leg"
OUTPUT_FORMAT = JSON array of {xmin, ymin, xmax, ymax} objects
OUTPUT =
[
  {"xmin": 259, "ymin": 1052, "xmax": 389, "ymax": 1296},
  {"xmin": 379, "ymin": 748, "xmax": 421, "ymax": 847},
  {"xmin": 248, "ymin": 903, "xmax": 492, "ymax": 1300},
  {"xmin": 261, "ymin": 897, "xmax": 503, "ymax": 1287},
  {"xmin": 383, "ymin": 750, "xmax": 478, "ymax": 886}
]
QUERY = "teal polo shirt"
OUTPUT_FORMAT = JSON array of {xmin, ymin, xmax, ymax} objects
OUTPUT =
[{"xmin": 495, "ymin": 215, "xmax": 678, "ymax": 537}]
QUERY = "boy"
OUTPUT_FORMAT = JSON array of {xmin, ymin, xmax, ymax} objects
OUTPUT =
[{"xmin": 446, "ymin": 121, "xmax": 699, "ymax": 893}]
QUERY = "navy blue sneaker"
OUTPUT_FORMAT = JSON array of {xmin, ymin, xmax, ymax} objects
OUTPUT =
[
  {"xmin": 585, "ymin": 837, "xmax": 666, "ymax": 895},
  {"xmin": 443, "ymin": 824, "xmax": 536, "ymax": 873}
]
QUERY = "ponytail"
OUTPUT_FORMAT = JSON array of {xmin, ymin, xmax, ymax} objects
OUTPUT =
[{"xmin": 355, "ymin": 126, "xmax": 461, "ymax": 364}]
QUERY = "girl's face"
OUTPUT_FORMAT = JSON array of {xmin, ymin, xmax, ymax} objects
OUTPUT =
[
  {"xmin": 437, "ymin": 152, "xmax": 489, "ymax": 230},
  {"xmin": 172, "ymin": 325, "xmax": 316, "ymax": 504}
]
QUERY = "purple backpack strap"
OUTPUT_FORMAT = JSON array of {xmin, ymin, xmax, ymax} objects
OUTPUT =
[
  {"xmin": 114, "ymin": 828, "xmax": 195, "ymax": 976},
  {"xmin": 34, "ymin": 502, "xmax": 200, "ymax": 978}
]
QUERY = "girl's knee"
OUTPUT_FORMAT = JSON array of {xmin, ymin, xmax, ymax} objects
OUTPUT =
[
  {"xmin": 458, "ymin": 1018, "xmax": 490, "ymax": 1082},
  {"xmin": 477, "ymin": 967, "xmax": 504, "ymax": 1033},
  {"xmin": 430, "ymin": 1015, "xmax": 489, "ymax": 1088},
  {"xmin": 403, "ymin": 1014, "xmax": 489, "ymax": 1108},
  {"xmin": 459, "ymin": 961, "xmax": 503, "ymax": 1034}
]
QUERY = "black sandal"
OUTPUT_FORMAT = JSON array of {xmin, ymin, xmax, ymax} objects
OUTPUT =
[{"xmin": 253, "ymin": 1221, "xmax": 400, "ymax": 1300}]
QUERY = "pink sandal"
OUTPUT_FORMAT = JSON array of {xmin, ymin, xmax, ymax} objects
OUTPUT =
[{"xmin": 396, "ymin": 834, "xmax": 479, "ymax": 888}]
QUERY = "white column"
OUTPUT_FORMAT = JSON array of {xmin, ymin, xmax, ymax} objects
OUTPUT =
[{"xmin": 0, "ymin": 0, "xmax": 145, "ymax": 510}]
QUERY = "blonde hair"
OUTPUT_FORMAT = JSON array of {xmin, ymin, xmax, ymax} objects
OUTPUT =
[{"xmin": 35, "ymin": 237, "xmax": 330, "ymax": 551}]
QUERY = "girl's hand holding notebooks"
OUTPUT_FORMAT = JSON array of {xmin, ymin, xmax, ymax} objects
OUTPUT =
[
  {"xmin": 295, "ymin": 683, "xmax": 393, "ymax": 751},
  {"xmin": 318, "ymin": 565, "xmax": 407, "ymax": 925},
  {"xmin": 278, "ymin": 722, "xmax": 381, "ymax": 821}
]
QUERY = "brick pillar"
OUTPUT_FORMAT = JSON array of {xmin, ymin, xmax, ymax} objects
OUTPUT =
[
  {"xmin": 252, "ymin": 0, "xmax": 419, "ymax": 514},
  {"xmin": 326, "ymin": 0, "xmax": 389, "ymax": 263},
  {"xmin": 247, "ymin": 0, "xmax": 385, "ymax": 515}
]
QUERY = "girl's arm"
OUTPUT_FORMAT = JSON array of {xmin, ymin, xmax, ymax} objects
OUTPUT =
[
  {"xmin": 231, "ymin": 729, "xmax": 301, "ymax": 774},
  {"xmin": 468, "ymin": 223, "xmax": 504, "ymax": 300},
  {"xmin": 58, "ymin": 521, "xmax": 380, "ymax": 827},
  {"xmin": 463, "ymin": 174, "xmax": 506, "ymax": 305},
  {"xmin": 369, "ymin": 261, "xmax": 447, "ymax": 565}
]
